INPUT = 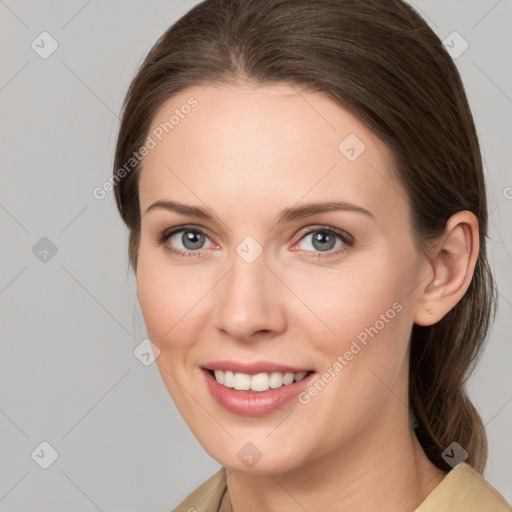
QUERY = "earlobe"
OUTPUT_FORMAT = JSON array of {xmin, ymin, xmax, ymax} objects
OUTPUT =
[{"xmin": 413, "ymin": 211, "xmax": 479, "ymax": 327}]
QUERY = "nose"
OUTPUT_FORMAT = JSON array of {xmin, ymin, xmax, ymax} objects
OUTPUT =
[{"xmin": 213, "ymin": 246, "xmax": 287, "ymax": 343}]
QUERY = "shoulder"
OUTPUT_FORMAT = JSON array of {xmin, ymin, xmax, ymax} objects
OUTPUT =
[
  {"xmin": 171, "ymin": 467, "xmax": 227, "ymax": 512},
  {"xmin": 415, "ymin": 462, "xmax": 512, "ymax": 512},
  {"xmin": 169, "ymin": 463, "xmax": 511, "ymax": 512}
]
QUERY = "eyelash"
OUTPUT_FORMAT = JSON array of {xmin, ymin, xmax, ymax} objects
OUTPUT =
[{"xmin": 157, "ymin": 224, "xmax": 354, "ymax": 260}]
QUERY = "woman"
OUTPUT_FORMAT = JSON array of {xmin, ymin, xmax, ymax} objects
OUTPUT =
[{"xmin": 113, "ymin": 0, "xmax": 511, "ymax": 510}]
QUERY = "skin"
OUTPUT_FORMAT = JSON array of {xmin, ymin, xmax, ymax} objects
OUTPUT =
[{"xmin": 135, "ymin": 83, "xmax": 479, "ymax": 512}]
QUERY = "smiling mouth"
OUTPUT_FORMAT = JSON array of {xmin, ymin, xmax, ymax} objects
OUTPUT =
[{"xmin": 205, "ymin": 368, "xmax": 315, "ymax": 393}]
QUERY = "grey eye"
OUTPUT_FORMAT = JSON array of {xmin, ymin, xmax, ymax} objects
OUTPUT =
[
  {"xmin": 169, "ymin": 230, "xmax": 210, "ymax": 251},
  {"xmin": 298, "ymin": 230, "xmax": 344, "ymax": 252}
]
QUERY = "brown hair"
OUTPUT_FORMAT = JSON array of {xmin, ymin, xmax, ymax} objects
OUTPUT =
[{"xmin": 113, "ymin": 0, "xmax": 497, "ymax": 473}]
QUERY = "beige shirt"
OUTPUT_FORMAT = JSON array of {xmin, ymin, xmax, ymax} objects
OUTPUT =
[{"xmin": 171, "ymin": 462, "xmax": 511, "ymax": 512}]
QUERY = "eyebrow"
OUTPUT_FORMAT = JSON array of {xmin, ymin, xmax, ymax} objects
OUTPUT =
[{"xmin": 145, "ymin": 199, "xmax": 374, "ymax": 223}]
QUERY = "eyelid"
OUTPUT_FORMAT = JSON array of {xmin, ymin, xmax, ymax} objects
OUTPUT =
[
  {"xmin": 294, "ymin": 224, "xmax": 354, "ymax": 244},
  {"xmin": 160, "ymin": 224, "xmax": 217, "ymax": 250},
  {"xmin": 160, "ymin": 224, "xmax": 214, "ymax": 242}
]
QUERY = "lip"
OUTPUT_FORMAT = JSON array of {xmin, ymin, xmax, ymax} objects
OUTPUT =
[
  {"xmin": 201, "ymin": 367, "xmax": 316, "ymax": 416},
  {"xmin": 202, "ymin": 360, "xmax": 313, "ymax": 375}
]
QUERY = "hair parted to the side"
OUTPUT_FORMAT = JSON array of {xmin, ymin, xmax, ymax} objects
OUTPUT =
[{"xmin": 113, "ymin": 0, "xmax": 497, "ymax": 473}]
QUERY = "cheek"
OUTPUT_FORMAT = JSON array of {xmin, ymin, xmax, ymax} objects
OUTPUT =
[
  {"xmin": 136, "ymin": 246, "xmax": 205, "ymax": 346},
  {"xmin": 284, "ymin": 255, "xmax": 414, "ymax": 411},
  {"xmin": 136, "ymin": 269, "xmax": 171, "ymax": 343},
  {"xmin": 283, "ymin": 252, "xmax": 413, "ymax": 347},
  {"xmin": 135, "ymin": 252, "xmax": 204, "ymax": 417}
]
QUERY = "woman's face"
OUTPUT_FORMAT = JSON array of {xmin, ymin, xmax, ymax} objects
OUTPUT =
[{"xmin": 136, "ymin": 83, "xmax": 429, "ymax": 473}]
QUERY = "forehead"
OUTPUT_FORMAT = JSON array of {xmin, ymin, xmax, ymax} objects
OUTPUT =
[{"xmin": 138, "ymin": 83, "xmax": 409, "ymax": 224}]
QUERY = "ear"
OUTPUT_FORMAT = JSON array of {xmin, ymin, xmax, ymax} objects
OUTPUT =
[{"xmin": 413, "ymin": 211, "xmax": 479, "ymax": 326}]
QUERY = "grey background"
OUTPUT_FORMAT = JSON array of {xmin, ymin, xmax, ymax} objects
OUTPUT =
[{"xmin": 0, "ymin": 0, "xmax": 511, "ymax": 510}]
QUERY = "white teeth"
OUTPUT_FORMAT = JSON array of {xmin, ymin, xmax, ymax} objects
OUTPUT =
[
  {"xmin": 283, "ymin": 373, "xmax": 295, "ymax": 385},
  {"xmin": 223, "ymin": 370, "xmax": 234, "ymax": 388},
  {"xmin": 294, "ymin": 371, "xmax": 308, "ymax": 382},
  {"xmin": 269, "ymin": 372, "xmax": 283, "ymax": 389},
  {"xmin": 251, "ymin": 373, "xmax": 269, "ymax": 392},
  {"xmin": 233, "ymin": 373, "xmax": 251, "ymax": 390},
  {"xmin": 210, "ymin": 370, "xmax": 310, "ymax": 392}
]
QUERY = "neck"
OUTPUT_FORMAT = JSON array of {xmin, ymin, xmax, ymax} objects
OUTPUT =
[{"xmin": 222, "ymin": 401, "xmax": 447, "ymax": 512}]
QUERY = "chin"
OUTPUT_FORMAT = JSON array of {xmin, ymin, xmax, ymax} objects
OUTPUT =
[{"xmin": 201, "ymin": 437, "xmax": 308, "ymax": 475}]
